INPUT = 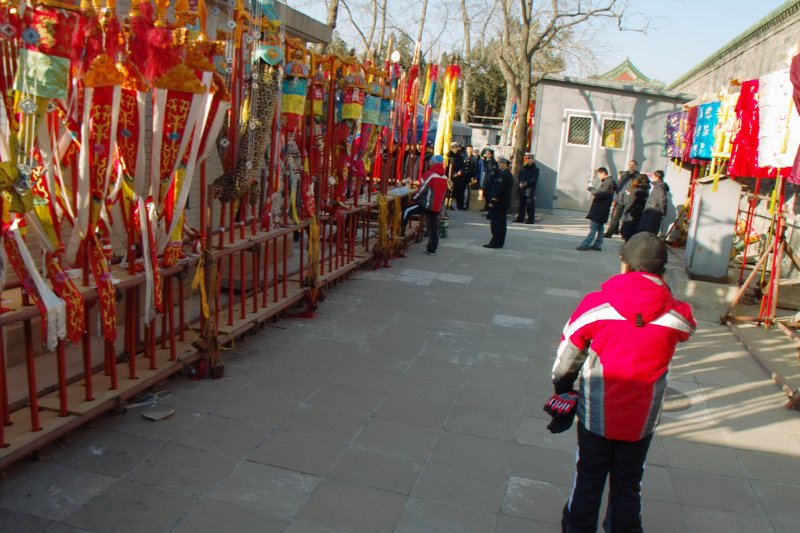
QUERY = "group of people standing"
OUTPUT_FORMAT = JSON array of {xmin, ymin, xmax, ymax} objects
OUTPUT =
[
  {"xmin": 578, "ymin": 160, "xmax": 669, "ymax": 252},
  {"xmin": 401, "ymin": 143, "xmax": 540, "ymax": 253}
]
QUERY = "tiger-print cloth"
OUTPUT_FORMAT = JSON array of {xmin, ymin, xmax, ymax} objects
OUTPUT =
[{"xmin": 214, "ymin": 61, "xmax": 279, "ymax": 203}]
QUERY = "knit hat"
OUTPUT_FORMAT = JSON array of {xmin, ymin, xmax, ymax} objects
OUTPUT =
[
  {"xmin": 620, "ymin": 232, "xmax": 668, "ymax": 274},
  {"xmin": 430, "ymin": 155, "xmax": 444, "ymax": 164}
]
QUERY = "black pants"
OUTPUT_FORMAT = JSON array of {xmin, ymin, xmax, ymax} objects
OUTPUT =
[
  {"xmin": 515, "ymin": 195, "xmax": 534, "ymax": 222},
  {"xmin": 605, "ymin": 203, "xmax": 623, "ymax": 237},
  {"xmin": 402, "ymin": 204, "xmax": 439, "ymax": 253},
  {"xmin": 562, "ymin": 424, "xmax": 652, "ymax": 533},
  {"xmin": 489, "ymin": 207, "xmax": 508, "ymax": 247},
  {"xmin": 453, "ymin": 178, "xmax": 468, "ymax": 210}
]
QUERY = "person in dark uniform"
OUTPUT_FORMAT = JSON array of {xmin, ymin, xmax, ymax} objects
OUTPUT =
[
  {"xmin": 462, "ymin": 145, "xmax": 478, "ymax": 209},
  {"xmin": 605, "ymin": 160, "xmax": 640, "ymax": 238},
  {"xmin": 448, "ymin": 143, "xmax": 467, "ymax": 210},
  {"xmin": 484, "ymin": 156, "xmax": 513, "ymax": 249},
  {"xmin": 480, "ymin": 147, "xmax": 498, "ymax": 212},
  {"xmin": 514, "ymin": 153, "xmax": 539, "ymax": 223}
]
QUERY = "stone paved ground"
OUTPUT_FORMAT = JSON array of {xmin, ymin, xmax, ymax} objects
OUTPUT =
[{"xmin": 2, "ymin": 209, "xmax": 800, "ymax": 532}]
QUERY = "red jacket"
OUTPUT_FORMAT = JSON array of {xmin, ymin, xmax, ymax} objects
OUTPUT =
[
  {"xmin": 416, "ymin": 163, "xmax": 448, "ymax": 213},
  {"xmin": 552, "ymin": 272, "xmax": 695, "ymax": 441}
]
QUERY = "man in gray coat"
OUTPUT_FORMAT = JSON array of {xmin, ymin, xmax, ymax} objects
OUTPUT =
[
  {"xmin": 637, "ymin": 170, "xmax": 669, "ymax": 235},
  {"xmin": 604, "ymin": 160, "xmax": 640, "ymax": 238}
]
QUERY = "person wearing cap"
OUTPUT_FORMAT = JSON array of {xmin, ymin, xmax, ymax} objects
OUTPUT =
[
  {"xmin": 545, "ymin": 232, "xmax": 695, "ymax": 533},
  {"xmin": 515, "ymin": 153, "xmax": 539, "ymax": 224},
  {"xmin": 484, "ymin": 156, "xmax": 514, "ymax": 248},
  {"xmin": 447, "ymin": 142, "xmax": 467, "ymax": 210},
  {"xmin": 479, "ymin": 147, "xmax": 498, "ymax": 212},
  {"xmin": 402, "ymin": 154, "xmax": 449, "ymax": 254},
  {"xmin": 577, "ymin": 167, "xmax": 616, "ymax": 251},
  {"xmin": 463, "ymin": 145, "xmax": 479, "ymax": 209}
]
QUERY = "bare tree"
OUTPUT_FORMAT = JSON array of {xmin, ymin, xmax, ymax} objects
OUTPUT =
[
  {"xmin": 497, "ymin": 0, "xmax": 629, "ymax": 176},
  {"xmin": 376, "ymin": 0, "xmax": 388, "ymax": 59},
  {"xmin": 317, "ymin": 0, "xmax": 341, "ymax": 52},
  {"xmin": 413, "ymin": 0, "xmax": 429, "ymax": 63},
  {"xmin": 341, "ymin": 0, "xmax": 378, "ymax": 57},
  {"xmin": 459, "ymin": 0, "xmax": 472, "ymax": 123}
]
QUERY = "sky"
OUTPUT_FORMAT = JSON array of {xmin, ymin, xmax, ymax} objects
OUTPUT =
[{"xmin": 287, "ymin": 0, "xmax": 791, "ymax": 84}]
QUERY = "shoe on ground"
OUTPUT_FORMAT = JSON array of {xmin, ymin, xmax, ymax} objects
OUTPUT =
[
  {"xmin": 483, "ymin": 244, "xmax": 499, "ymax": 249},
  {"xmin": 576, "ymin": 245, "xmax": 590, "ymax": 251},
  {"xmin": 514, "ymin": 218, "xmax": 524, "ymax": 223},
  {"xmin": 590, "ymin": 245, "xmax": 602, "ymax": 251},
  {"xmin": 424, "ymin": 250, "xmax": 435, "ymax": 255},
  {"xmin": 524, "ymin": 220, "xmax": 534, "ymax": 224}
]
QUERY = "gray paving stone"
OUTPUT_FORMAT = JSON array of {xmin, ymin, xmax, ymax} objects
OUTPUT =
[
  {"xmin": 209, "ymin": 461, "xmax": 321, "ymax": 517},
  {"xmin": 248, "ymin": 373, "xmax": 325, "ymax": 403},
  {"xmin": 406, "ymin": 356, "xmax": 470, "ymax": 382},
  {"xmin": 391, "ymin": 374, "xmax": 463, "ymax": 404},
  {"xmin": 345, "ymin": 351, "xmax": 415, "ymax": 372},
  {"xmin": 159, "ymin": 373, "xmax": 252, "ymax": 413},
  {"xmin": 395, "ymin": 498, "xmax": 498, "ymax": 533},
  {"xmin": 280, "ymin": 404, "xmax": 367, "ymax": 443},
  {"xmin": 662, "ymin": 435, "xmax": 738, "ymax": 476},
  {"xmin": 212, "ymin": 389, "xmax": 298, "ymax": 427},
  {"xmin": 0, "ymin": 508, "xmax": 60, "ymax": 532},
  {"xmin": 283, "ymin": 521, "xmax": 350, "ymax": 533},
  {"xmin": 669, "ymin": 469, "xmax": 760, "ymax": 513},
  {"xmin": 641, "ymin": 499, "xmax": 685, "ymax": 533},
  {"xmin": 64, "ymin": 479, "xmax": 194, "ymax": 533},
  {"xmin": 171, "ymin": 413, "xmax": 267, "ymax": 456},
  {"xmin": 375, "ymin": 394, "xmax": 453, "ymax": 430},
  {"xmin": 328, "ymin": 364, "xmax": 402, "ymax": 392},
  {"xmin": 125, "ymin": 442, "xmax": 239, "ymax": 495},
  {"xmin": 419, "ymin": 339, "xmax": 478, "ymax": 365},
  {"xmin": 495, "ymin": 513, "xmax": 555, "ymax": 533},
  {"xmin": 736, "ymin": 448, "xmax": 800, "ymax": 483},
  {"xmin": 96, "ymin": 405, "xmax": 203, "ymax": 442},
  {"xmin": 445, "ymin": 407, "xmax": 518, "ymax": 441},
  {"xmin": 50, "ymin": 427, "xmax": 162, "ymax": 477},
  {"xmin": 354, "ymin": 418, "xmax": 441, "ymax": 460},
  {"xmin": 509, "ymin": 444, "xmax": 577, "ymax": 486},
  {"xmin": 516, "ymin": 415, "xmax": 572, "ymax": 449},
  {"xmin": 328, "ymin": 447, "xmax": 422, "ymax": 494},
  {"xmin": 0, "ymin": 463, "xmax": 116, "ymax": 521},
  {"xmin": 502, "ymin": 476, "xmax": 569, "ymax": 524},
  {"xmin": 456, "ymin": 384, "xmax": 525, "ymax": 414},
  {"xmin": 431, "ymin": 431, "xmax": 515, "ymax": 475},
  {"xmin": 751, "ymin": 479, "xmax": 800, "ymax": 521},
  {"xmin": 411, "ymin": 463, "xmax": 506, "ymax": 513},
  {"xmin": 249, "ymin": 430, "xmax": 346, "ymax": 475},
  {"xmin": 267, "ymin": 354, "xmax": 342, "ymax": 382},
  {"xmin": 297, "ymin": 479, "xmax": 406, "ymax": 533},
  {"xmin": 642, "ymin": 465, "xmax": 676, "ymax": 502},
  {"xmin": 473, "ymin": 351, "xmax": 532, "ymax": 372},
  {"xmin": 171, "ymin": 498, "xmax": 288, "ymax": 533},
  {"xmin": 306, "ymin": 383, "xmax": 387, "ymax": 416},
  {"xmin": 681, "ymin": 505, "xmax": 773, "ymax": 533}
]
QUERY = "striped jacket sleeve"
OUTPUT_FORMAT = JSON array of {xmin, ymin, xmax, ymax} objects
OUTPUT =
[{"xmin": 551, "ymin": 295, "xmax": 603, "ymax": 394}]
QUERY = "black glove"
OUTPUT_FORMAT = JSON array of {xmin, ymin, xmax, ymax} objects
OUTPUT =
[
  {"xmin": 543, "ymin": 391, "xmax": 578, "ymax": 417},
  {"xmin": 547, "ymin": 410, "xmax": 576, "ymax": 433}
]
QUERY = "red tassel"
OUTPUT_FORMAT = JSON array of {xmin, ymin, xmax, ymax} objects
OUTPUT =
[
  {"xmin": 146, "ymin": 25, "xmax": 182, "ymax": 82},
  {"xmin": 129, "ymin": 2, "xmax": 155, "ymax": 76}
]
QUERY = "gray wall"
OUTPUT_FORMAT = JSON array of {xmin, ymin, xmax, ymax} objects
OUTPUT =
[{"xmin": 532, "ymin": 80, "xmax": 688, "ymax": 212}]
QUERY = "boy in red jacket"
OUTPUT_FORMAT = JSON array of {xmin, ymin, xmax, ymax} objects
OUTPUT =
[
  {"xmin": 401, "ymin": 155, "xmax": 448, "ymax": 254},
  {"xmin": 545, "ymin": 232, "xmax": 696, "ymax": 533}
]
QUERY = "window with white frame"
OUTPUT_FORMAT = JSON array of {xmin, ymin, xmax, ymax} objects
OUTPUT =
[
  {"xmin": 567, "ymin": 116, "xmax": 592, "ymax": 146},
  {"xmin": 601, "ymin": 119, "xmax": 627, "ymax": 150}
]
